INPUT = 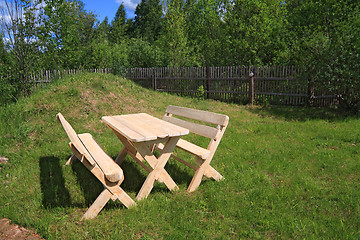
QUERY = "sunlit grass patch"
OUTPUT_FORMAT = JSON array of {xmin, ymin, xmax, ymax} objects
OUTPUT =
[{"xmin": 0, "ymin": 73, "xmax": 359, "ymax": 239}]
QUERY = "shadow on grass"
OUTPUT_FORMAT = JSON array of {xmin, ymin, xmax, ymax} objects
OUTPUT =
[
  {"xmin": 165, "ymin": 161, "xmax": 192, "ymax": 186},
  {"xmin": 39, "ymin": 156, "xmax": 71, "ymax": 208},
  {"xmin": 39, "ymin": 154, "xmax": 193, "ymax": 210},
  {"xmin": 70, "ymin": 160, "xmax": 103, "ymax": 206},
  {"xmin": 248, "ymin": 105, "xmax": 353, "ymax": 122},
  {"xmin": 117, "ymin": 160, "xmax": 146, "ymax": 193}
]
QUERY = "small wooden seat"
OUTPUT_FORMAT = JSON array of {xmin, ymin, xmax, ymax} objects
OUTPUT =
[
  {"xmin": 57, "ymin": 113, "xmax": 136, "ymax": 220},
  {"xmin": 158, "ymin": 105, "xmax": 229, "ymax": 192}
]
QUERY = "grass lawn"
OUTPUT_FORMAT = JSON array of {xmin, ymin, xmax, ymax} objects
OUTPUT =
[{"xmin": 0, "ymin": 73, "xmax": 359, "ymax": 239}]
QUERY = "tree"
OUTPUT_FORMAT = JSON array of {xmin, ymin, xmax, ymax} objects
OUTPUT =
[
  {"xmin": 127, "ymin": 38, "xmax": 165, "ymax": 67},
  {"xmin": 158, "ymin": 0, "xmax": 196, "ymax": 67},
  {"xmin": 0, "ymin": 35, "xmax": 9, "ymax": 72},
  {"xmin": 286, "ymin": 0, "xmax": 360, "ymax": 112},
  {"xmin": 97, "ymin": 16, "xmax": 111, "ymax": 39},
  {"xmin": 133, "ymin": 0, "xmax": 163, "ymax": 43},
  {"xmin": 39, "ymin": 0, "xmax": 97, "ymax": 69},
  {"xmin": 0, "ymin": 0, "xmax": 43, "ymax": 96},
  {"xmin": 109, "ymin": 4, "xmax": 127, "ymax": 44},
  {"xmin": 186, "ymin": 0, "xmax": 228, "ymax": 66},
  {"xmin": 0, "ymin": 35, "xmax": 15, "ymax": 104},
  {"xmin": 224, "ymin": 0, "xmax": 289, "ymax": 65}
]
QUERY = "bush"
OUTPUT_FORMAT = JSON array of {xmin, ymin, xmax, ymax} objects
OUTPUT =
[
  {"xmin": 111, "ymin": 42, "xmax": 130, "ymax": 77},
  {"xmin": 299, "ymin": 10, "xmax": 360, "ymax": 114},
  {"xmin": 0, "ymin": 74, "xmax": 16, "ymax": 105},
  {"xmin": 127, "ymin": 38, "xmax": 166, "ymax": 67}
]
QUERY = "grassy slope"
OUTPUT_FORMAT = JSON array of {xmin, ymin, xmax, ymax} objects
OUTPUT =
[{"xmin": 0, "ymin": 73, "xmax": 359, "ymax": 239}]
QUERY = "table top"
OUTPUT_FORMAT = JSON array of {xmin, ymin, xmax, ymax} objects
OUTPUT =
[{"xmin": 102, "ymin": 113, "xmax": 189, "ymax": 142}]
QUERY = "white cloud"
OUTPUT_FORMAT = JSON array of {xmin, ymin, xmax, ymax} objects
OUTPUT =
[{"xmin": 116, "ymin": 0, "xmax": 141, "ymax": 11}]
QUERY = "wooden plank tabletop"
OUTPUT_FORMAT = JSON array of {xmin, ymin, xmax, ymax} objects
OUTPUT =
[{"xmin": 102, "ymin": 113, "xmax": 189, "ymax": 142}]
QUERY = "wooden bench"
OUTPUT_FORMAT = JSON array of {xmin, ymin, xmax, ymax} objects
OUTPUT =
[
  {"xmin": 57, "ymin": 113, "xmax": 136, "ymax": 220},
  {"xmin": 157, "ymin": 105, "xmax": 229, "ymax": 192}
]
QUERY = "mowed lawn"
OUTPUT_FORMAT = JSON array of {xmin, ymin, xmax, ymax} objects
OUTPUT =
[{"xmin": 0, "ymin": 73, "xmax": 359, "ymax": 239}]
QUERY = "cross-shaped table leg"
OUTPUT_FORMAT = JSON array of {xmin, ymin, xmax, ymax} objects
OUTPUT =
[{"xmin": 133, "ymin": 136, "xmax": 180, "ymax": 200}]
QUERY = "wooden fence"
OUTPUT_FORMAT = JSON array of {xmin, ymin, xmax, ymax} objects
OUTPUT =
[
  {"xmin": 2, "ymin": 66, "xmax": 337, "ymax": 107},
  {"xmin": 28, "ymin": 68, "xmax": 112, "ymax": 86},
  {"xmin": 126, "ymin": 66, "xmax": 337, "ymax": 107}
]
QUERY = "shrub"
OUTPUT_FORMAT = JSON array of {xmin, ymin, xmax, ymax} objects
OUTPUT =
[
  {"xmin": 299, "ymin": 11, "xmax": 360, "ymax": 114},
  {"xmin": 127, "ymin": 38, "xmax": 166, "ymax": 67}
]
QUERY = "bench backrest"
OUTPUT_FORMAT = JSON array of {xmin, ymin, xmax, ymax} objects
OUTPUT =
[
  {"xmin": 56, "ymin": 113, "xmax": 96, "ymax": 166},
  {"xmin": 57, "ymin": 113, "xmax": 123, "ymax": 182},
  {"xmin": 163, "ymin": 105, "xmax": 229, "ymax": 141}
]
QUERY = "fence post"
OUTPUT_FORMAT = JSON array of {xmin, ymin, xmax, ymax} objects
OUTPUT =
[
  {"xmin": 307, "ymin": 77, "xmax": 314, "ymax": 106},
  {"xmin": 152, "ymin": 68, "xmax": 157, "ymax": 90},
  {"xmin": 206, "ymin": 66, "xmax": 210, "ymax": 99},
  {"xmin": 249, "ymin": 71, "xmax": 255, "ymax": 105}
]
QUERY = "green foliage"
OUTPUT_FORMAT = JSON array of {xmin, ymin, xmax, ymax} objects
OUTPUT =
[
  {"xmin": 97, "ymin": 17, "xmax": 111, "ymax": 39},
  {"xmin": 133, "ymin": 0, "xmax": 163, "ymax": 42},
  {"xmin": 290, "ymin": 1, "xmax": 360, "ymax": 113},
  {"xmin": 127, "ymin": 38, "xmax": 166, "ymax": 67},
  {"xmin": 111, "ymin": 42, "xmax": 130, "ymax": 68},
  {"xmin": 186, "ymin": 0, "xmax": 228, "ymax": 66},
  {"xmin": 40, "ymin": 0, "xmax": 97, "ymax": 69},
  {"xmin": 224, "ymin": 0, "xmax": 289, "ymax": 65},
  {"xmin": 158, "ymin": 0, "xmax": 198, "ymax": 67},
  {"xmin": 0, "ymin": 75, "xmax": 16, "ymax": 105},
  {"xmin": 196, "ymin": 85, "xmax": 205, "ymax": 100},
  {"xmin": 1, "ymin": 0, "xmax": 359, "ymax": 112},
  {"xmin": 109, "ymin": 4, "xmax": 128, "ymax": 44},
  {"xmin": 0, "ymin": 0, "xmax": 44, "ymax": 97},
  {"xmin": 88, "ymin": 39, "xmax": 112, "ymax": 68}
]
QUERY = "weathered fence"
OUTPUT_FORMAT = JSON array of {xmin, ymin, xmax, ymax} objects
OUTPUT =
[
  {"xmin": 3, "ymin": 66, "xmax": 337, "ymax": 106},
  {"xmin": 126, "ymin": 66, "xmax": 337, "ymax": 107},
  {"xmin": 28, "ymin": 68, "xmax": 112, "ymax": 87}
]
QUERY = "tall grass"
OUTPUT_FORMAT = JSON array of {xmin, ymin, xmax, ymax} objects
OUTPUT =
[{"xmin": 0, "ymin": 73, "xmax": 359, "ymax": 239}]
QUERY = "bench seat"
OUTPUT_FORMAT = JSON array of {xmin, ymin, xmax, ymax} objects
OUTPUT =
[
  {"xmin": 157, "ymin": 139, "xmax": 210, "ymax": 160},
  {"xmin": 78, "ymin": 133, "xmax": 123, "ymax": 183}
]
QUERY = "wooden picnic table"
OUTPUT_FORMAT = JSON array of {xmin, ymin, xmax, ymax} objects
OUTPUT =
[{"xmin": 102, "ymin": 113, "xmax": 189, "ymax": 200}]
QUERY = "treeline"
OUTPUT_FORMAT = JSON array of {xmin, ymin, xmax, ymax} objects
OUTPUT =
[{"xmin": 0, "ymin": 0, "xmax": 359, "ymax": 112}]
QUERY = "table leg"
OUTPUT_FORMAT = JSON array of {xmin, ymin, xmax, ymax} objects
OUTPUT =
[
  {"xmin": 134, "ymin": 136, "xmax": 180, "ymax": 200},
  {"xmin": 115, "ymin": 146, "xmax": 128, "ymax": 165}
]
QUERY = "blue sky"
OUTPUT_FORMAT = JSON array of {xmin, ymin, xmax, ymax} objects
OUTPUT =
[{"xmin": 82, "ymin": 0, "xmax": 141, "ymax": 22}]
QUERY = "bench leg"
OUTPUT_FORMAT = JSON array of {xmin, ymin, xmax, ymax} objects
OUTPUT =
[
  {"xmin": 187, "ymin": 167, "xmax": 205, "ymax": 192},
  {"xmin": 82, "ymin": 189, "xmax": 112, "ymax": 220},
  {"xmin": 114, "ymin": 188, "xmax": 136, "ymax": 208},
  {"xmin": 194, "ymin": 156, "xmax": 223, "ymax": 181},
  {"xmin": 204, "ymin": 166, "xmax": 223, "ymax": 181}
]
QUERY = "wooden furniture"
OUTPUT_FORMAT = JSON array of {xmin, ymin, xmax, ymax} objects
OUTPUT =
[
  {"xmin": 102, "ymin": 113, "xmax": 189, "ymax": 200},
  {"xmin": 56, "ymin": 113, "xmax": 136, "ymax": 220},
  {"xmin": 157, "ymin": 106, "xmax": 229, "ymax": 192}
]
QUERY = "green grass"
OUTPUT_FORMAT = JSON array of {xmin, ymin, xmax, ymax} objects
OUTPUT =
[{"xmin": 0, "ymin": 73, "xmax": 359, "ymax": 239}]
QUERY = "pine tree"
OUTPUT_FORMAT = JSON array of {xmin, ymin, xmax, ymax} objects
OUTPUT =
[
  {"xmin": 110, "ymin": 4, "xmax": 127, "ymax": 44},
  {"xmin": 133, "ymin": 0, "xmax": 163, "ymax": 43}
]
